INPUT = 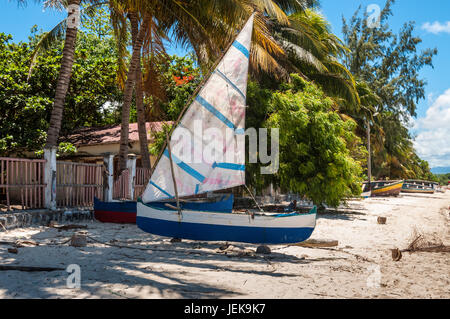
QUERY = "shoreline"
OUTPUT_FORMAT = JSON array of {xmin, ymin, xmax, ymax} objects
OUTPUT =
[{"xmin": 0, "ymin": 191, "xmax": 449, "ymax": 299}]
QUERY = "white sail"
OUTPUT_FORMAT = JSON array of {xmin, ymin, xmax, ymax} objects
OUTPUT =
[{"xmin": 141, "ymin": 14, "xmax": 255, "ymax": 203}]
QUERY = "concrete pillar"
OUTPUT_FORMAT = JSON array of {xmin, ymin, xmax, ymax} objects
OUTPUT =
[
  {"xmin": 127, "ymin": 154, "xmax": 137, "ymax": 200},
  {"xmin": 102, "ymin": 153, "xmax": 114, "ymax": 202},
  {"xmin": 44, "ymin": 147, "xmax": 57, "ymax": 210}
]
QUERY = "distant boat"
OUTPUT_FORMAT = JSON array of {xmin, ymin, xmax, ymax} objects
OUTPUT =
[
  {"xmin": 401, "ymin": 180, "xmax": 438, "ymax": 194},
  {"xmin": 362, "ymin": 180, "xmax": 404, "ymax": 197},
  {"xmin": 136, "ymin": 14, "xmax": 317, "ymax": 244},
  {"xmin": 94, "ymin": 194, "xmax": 234, "ymax": 224}
]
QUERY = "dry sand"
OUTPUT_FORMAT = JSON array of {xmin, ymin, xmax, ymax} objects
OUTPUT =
[{"xmin": 0, "ymin": 191, "xmax": 449, "ymax": 299}]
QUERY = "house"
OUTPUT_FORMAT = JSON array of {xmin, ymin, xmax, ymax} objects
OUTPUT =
[{"xmin": 61, "ymin": 121, "xmax": 173, "ymax": 168}]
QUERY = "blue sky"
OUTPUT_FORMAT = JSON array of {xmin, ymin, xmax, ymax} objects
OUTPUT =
[
  {"xmin": 1, "ymin": 0, "xmax": 449, "ymax": 167},
  {"xmin": 319, "ymin": 0, "xmax": 450, "ymax": 168}
]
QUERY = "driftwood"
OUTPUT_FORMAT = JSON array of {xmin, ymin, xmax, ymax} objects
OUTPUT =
[
  {"xmin": 50, "ymin": 224, "xmax": 88, "ymax": 231},
  {"xmin": 0, "ymin": 265, "xmax": 64, "ymax": 272},
  {"xmin": 70, "ymin": 234, "xmax": 87, "ymax": 247},
  {"xmin": 290, "ymin": 239, "xmax": 339, "ymax": 248},
  {"xmin": 391, "ymin": 231, "xmax": 450, "ymax": 261},
  {"xmin": 391, "ymin": 248, "xmax": 402, "ymax": 261},
  {"xmin": 7, "ymin": 248, "xmax": 18, "ymax": 254},
  {"xmin": 14, "ymin": 240, "xmax": 39, "ymax": 247},
  {"xmin": 0, "ymin": 240, "xmax": 39, "ymax": 247}
]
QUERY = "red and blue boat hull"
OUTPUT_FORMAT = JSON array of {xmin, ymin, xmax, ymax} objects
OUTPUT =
[
  {"xmin": 94, "ymin": 198, "xmax": 137, "ymax": 224},
  {"xmin": 94, "ymin": 195, "xmax": 235, "ymax": 224}
]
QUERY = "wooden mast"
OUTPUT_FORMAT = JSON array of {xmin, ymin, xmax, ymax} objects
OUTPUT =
[{"xmin": 165, "ymin": 132, "xmax": 182, "ymax": 216}]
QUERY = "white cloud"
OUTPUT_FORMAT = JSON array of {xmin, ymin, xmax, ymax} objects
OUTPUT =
[
  {"xmin": 421, "ymin": 21, "xmax": 450, "ymax": 34},
  {"xmin": 413, "ymin": 89, "xmax": 450, "ymax": 167}
]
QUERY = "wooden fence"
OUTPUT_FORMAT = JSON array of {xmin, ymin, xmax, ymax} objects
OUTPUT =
[
  {"xmin": 134, "ymin": 167, "xmax": 151, "ymax": 200},
  {"xmin": 56, "ymin": 161, "xmax": 103, "ymax": 208},
  {"xmin": 1, "ymin": 155, "xmax": 151, "ymax": 212},
  {"xmin": 113, "ymin": 169, "xmax": 130, "ymax": 200},
  {"xmin": 0, "ymin": 157, "xmax": 46, "ymax": 211}
]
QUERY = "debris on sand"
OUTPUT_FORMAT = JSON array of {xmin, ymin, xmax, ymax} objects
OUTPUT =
[
  {"xmin": 50, "ymin": 224, "xmax": 88, "ymax": 231},
  {"xmin": 70, "ymin": 233, "xmax": 87, "ymax": 247},
  {"xmin": 391, "ymin": 248, "xmax": 402, "ymax": 261},
  {"xmin": 290, "ymin": 239, "xmax": 339, "ymax": 248},
  {"xmin": 7, "ymin": 248, "xmax": 18, "ymax": 254},
  {"xmin": 391, "ymin": 228, "xmax": 450, "ymax": 260},
  {"xmin": 377, "ymin": 217, "xmax": 387, "ymax": 224},
  {"xmin": 0, "ymin": 265, "xmax": 64, "ymax": 272},
  {"xmin": 256, "ymin": 245, "xmax": 271, "ymax": 254},
  {"xmin": 405, "ymin": 228, "xmax": 449, "ymax": 253}
]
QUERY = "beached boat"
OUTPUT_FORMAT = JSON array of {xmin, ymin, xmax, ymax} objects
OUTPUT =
[
  {"xmin": 401, "ymin": 180, "xmax": 435, "ymax": 194},
  {"xmin": 401, "ymin": 180, "xmax": 438, "ymax": 194},
  {"xmin": 136, "ymin": 14, "xmax": 317, "ymax": 244},
  {"xmin": 94, "ymin": 194, "xmax": 234, "ymax": 224},
  {"xmin": 362, "ymin": 180, "xmax": 404, "ymax": 197}
]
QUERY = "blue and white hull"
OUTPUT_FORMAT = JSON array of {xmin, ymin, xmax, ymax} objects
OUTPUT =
[{"xmin": 136, "ymin": 200, "xmax": 317, "ymax": 244}]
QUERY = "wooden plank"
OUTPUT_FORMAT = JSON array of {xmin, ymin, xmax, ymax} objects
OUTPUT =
[{"xmin": 290, "ymin": 239, "xmax": 339, "ymax": 248}]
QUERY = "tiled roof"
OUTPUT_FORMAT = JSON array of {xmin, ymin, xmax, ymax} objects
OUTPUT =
[{"xmin": 63, "ymin": 121, "xmax": 173, "ymax": 147}]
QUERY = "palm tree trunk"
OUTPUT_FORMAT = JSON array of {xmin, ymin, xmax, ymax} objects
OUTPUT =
[
  {"xmin": 45, "ymin": 0, "xmax": 80, "ymax": 148},
  {"xmin": 118, "ymin": 14, "xmax": 150, "ymax": 172},
  {"xmin": 135, "ymin": 63, "xmax": 152, "ymax": 169},
  {"xmin": 129, "ymin": 13, "xmax": 152, "ymax": 169}
]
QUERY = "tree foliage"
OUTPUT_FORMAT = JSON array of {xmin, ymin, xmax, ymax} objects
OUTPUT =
[
  {"xmin": 248, "ymin": 75, "xmax": 364, "ymax": 207},
  {"xmin": 0, "ymin": 23, "xmax": 123, "ymax": 156},
  {"xmin": 341, "ymin": 0, "xmax": 437, "ymax": 180}
]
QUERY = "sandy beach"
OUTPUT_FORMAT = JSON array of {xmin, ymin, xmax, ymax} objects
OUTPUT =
[{"xmin": 0, "ymin": 191, "xmax": 449, "ymax": 299}]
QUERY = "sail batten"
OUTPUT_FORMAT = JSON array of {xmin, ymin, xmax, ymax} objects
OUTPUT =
[{"xmin": 141, "ymin": 14, "xmax": 255, "ymax": 203}]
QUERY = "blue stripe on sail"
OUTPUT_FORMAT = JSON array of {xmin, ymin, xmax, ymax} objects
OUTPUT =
[
  {"xmin": 195, "ymin": 184, "xmax": 200, "ymax": 194},
  {"xmin": 163, "ymin": 150, "xmax": 206, "ymax": 183},
  {"xmin": 232, "ymin": 40, "xmax": 250, "ymax": 58},
  {"xmin": 214, "ymin": 70, "xmax": 246, "ymax": 100},
  {"xmin": 234, "ymin": 128, "xmax": 245, "ymax": 135},
  {"xmin": 212, "ymin": 162, "xmax": 245, "ymax": 171},
  {"xmin": 196, "ymin": 96, "xmax": 240, "ymax": 132},
  {"xmin": 150, "ymin": 181, "xmax": 173, "ymax": 198}
]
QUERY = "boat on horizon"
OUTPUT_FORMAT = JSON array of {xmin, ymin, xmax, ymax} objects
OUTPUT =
[{"xmin": 136, "ymin": 14, "xmax": 317, "ymax": 244}]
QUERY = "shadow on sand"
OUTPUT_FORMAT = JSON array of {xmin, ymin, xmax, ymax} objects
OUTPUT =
[{"xmin": 0, "ymin": 222, "xmax": 328, "ymax": 298}]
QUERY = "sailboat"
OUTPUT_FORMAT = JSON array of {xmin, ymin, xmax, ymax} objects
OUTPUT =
[{"xmin": 136, "ymin": 14, "xmax": 317, "ymax": 244}]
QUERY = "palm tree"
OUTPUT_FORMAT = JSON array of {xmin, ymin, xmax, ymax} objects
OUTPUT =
[
  {"xmin": 44, "ymin": 0, "xmax": 82, "ymax": 148},
  {"xmin": 272, "ymin": 8, "xmax": 359, "ymax": 106},
  {"xmin": 129, "ymin": 12, "xmax": 151, "ymax": 169},
  {"xmin": 24, "ymin": 0, "xmax": 105, "ymax": 148},
  {"xmin": 114, "ymin": 0, "xmax": 317, "ymax": 171}
]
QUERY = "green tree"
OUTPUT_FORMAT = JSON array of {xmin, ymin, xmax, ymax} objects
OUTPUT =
[
  {"xmin": 0, "ymin": 26, "xmax": 122, "ymax": 156},
  {"xmin": 253, "ymin": 75, "xmax": 364, "ymax": 207},
  {"xmin": 341, "ymin": 0, "xmax": 437, "ymax": 180}
]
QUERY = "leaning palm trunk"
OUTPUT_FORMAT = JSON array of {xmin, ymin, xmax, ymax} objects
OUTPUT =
[
  {"xmin": 135, "ymin": 65, "xmax": 152, "ymax": 169},
  {"xmin": 45, "ymin": 0, "xmax": 81, "ymax": 148},
  {"xmin": 118, "ymin": 15, "xmax": 150, "ymax": 172},
  {"xmin": 129, "ymin": 13, "xmax": 152, "ymax": 169}
]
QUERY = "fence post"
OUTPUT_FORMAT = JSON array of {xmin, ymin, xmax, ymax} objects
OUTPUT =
[
  {"xmin": 102, "ymin": 153, "xmax": 114, "ymax": 202},
  {"xmin": 44, "ymin": 147, "xmax": 57, "ymax": 210},
  {"xmin": 127, "ymin": 154, "xmax": 137, "ymax": 200}
]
